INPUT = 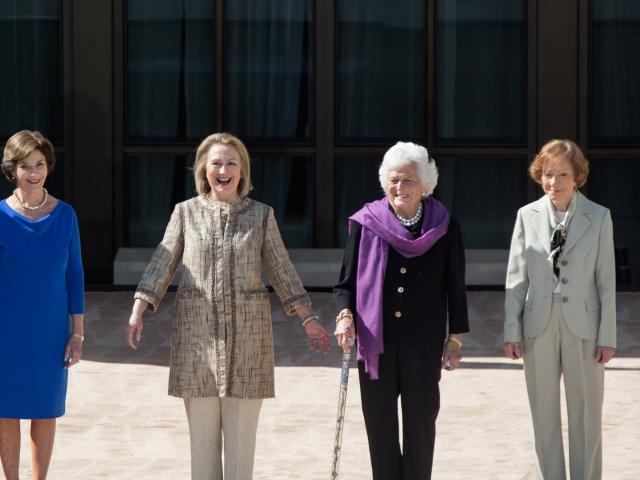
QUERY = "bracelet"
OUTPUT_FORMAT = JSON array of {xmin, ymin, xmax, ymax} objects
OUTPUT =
[
  {"xmin": 302, "ymin": 315, "xmax": 319, "ymax": 327},
  {"xmin": 446, "ymin": 336, "xmax": 462, "ymax": 348},
  {"xmin": 72, "ymin": 332, "xmax": 85, "ymax": 342}
]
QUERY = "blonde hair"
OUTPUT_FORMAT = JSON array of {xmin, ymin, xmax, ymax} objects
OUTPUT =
[
  {"xmin": 529, "ymin": 139, "xmax": 589, "ymax": 187},
  {"xmin": 2, "ymin": 130, "xmax": 56, "ymax": 183},
  {"xmin": 378, "ymin": 141, "xmax": 439, "ymax": 197},
  {"xmin": 193, "ymin": 132, "xmax": 253, "ymax": 197}
]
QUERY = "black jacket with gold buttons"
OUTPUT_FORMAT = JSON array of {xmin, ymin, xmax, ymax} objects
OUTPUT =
[{"xmin": 334, "ymin": 218, "xmax": 469, "ymax": 344}]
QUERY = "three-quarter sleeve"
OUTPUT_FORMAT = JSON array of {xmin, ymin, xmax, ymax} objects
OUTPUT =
[
  {"xmin": 334, "ymin": 222, "xmax": 362, "ymax": 313},
  {"xmin": 66, "ymin": 209, "xmax": 85, "ymax": 315},
  {"xmin": 135, "ymin": 203, "xmax": 185, "ymax": 312},
  {"xmin": 595, "ymin": 209, "xmax": 616, "ymax": 348},
  {"xmin": 446, "ymin": 219, "xmax": 469, "ymax": 334},
  {"xmin": 261, "ymin": 206, "xmax": 310, "ymax": 315},
  {"xmin": 504, "ymin": 208, "xmax": 529, "ymax": 343}
]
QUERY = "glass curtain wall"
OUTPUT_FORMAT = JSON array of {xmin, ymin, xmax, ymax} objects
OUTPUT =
[
  {"xmin": 0, "ymin": 1, "xmax": 62, "ymax": 142},
  {"xmin": 337, "ymin": 0, "xmax": 425, "ymax": 142},
  {"xmin": 436, "ymin": 0, "xmax": 526, "ymax": 144},
  {"xmin": 335, "ymin": 0, "xmax": 527, "ymax": 249},
  {"xmin": 125, "ymin": 0, "xmax": 315, "ymax": 247},
  {"xmin": 590, "ymin": 0, "xmax": 640, "ymax": 287},
  {"xmin": 0, "ymin": 0, "xmax": 63, "ymax": 200},
  {"xmin": 591, "ymin": 0, "xmax": 640, "ymax": 144},
  {"xmin": 127, "ymin": 0, "xmax": 215, "ymax": 142},
  {"xmin": 225, "ymin": 0, "xmax": 315, "ymax": 141}
]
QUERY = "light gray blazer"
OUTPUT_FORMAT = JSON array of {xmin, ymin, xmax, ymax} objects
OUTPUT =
[{"xmin": 504, "ymin": 191, "xmax": 616, "ymax": 347}]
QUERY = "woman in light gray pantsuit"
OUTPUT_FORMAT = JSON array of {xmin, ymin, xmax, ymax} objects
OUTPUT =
[
  {"xmin": 504, "ymin": 139, "xmax": 616, "ymax": 480},
  {"xmin": 126, "ymin": 132, "xmax": 331, "ymax": 480}
]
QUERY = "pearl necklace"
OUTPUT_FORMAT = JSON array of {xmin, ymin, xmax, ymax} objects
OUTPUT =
[
  {"xmin": 14, "ymin": 188, "xmax": 48, "ymax": 210},
  {"xmin": 394, "ymin": 202, "xmax": 423, "ymax": 227}
]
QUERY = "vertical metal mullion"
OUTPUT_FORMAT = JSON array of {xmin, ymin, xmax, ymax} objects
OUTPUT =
[
  {"xmin": 578, "ymin": 0, "xmax": 590, "ymax": 150},
  {"xmin": 62, "ymin": 0, "xmax": 73, "ymax": 201},
  {"xmin": 113, "ymin": 0, "xmax": 126, "ymax": 247},
  {"xmin": 216, "ymin": 0, "xmax": 225, "ymax": 131},
  {"xmin": 579, "ymin": 0, "xmax": 592, "ymax": 197},
  {"xmin": 426, "ymin": 0, "xmax": 436, "ymax": 148},
  {"xmin": 316, "ymin": 0, "xmax": 336, "ymax": 247},
  {"xmin": 526, "ymin": 0, "xmax": 540, "ymax": 202}
]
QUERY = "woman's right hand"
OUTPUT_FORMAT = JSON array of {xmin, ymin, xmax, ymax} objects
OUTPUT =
[
  {"xmin": 334, "ymin": 309, "xmax": 355, "ymax": 353},
  {"xmin": 127, "ymin": 313, "xmax": 144, "ymax": 350},
  {"xmin": 503, "ymin": 342, "xmax": 522, "ymax": 360},
  {"xmin": 127, "ymin": 299, "xmax": 150, "ymax": 349}
]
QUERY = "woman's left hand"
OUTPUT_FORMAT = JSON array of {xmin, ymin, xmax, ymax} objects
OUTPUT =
[
  {"xmin": 64, "ymin": 336, "xmax": 83, "ymax": 369},
  {"xmin": 304, "ymin": 319, "xmax": 331, "ymax": 353},
  {"xmin": 442, "ymin": 344, "xmax": 462, "ymax": 371},
  {"xmin": 595, "ymin": 346, "xmax": 616, "ymax": 364}
]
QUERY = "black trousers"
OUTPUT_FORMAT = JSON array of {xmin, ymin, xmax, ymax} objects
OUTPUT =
[{"xmin": 358, "ymin": 341, "xmax": 442, "ymax": 480}]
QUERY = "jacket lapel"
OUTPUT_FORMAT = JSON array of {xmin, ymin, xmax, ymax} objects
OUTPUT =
[
  {"xmin": 563, "ymin": 191, "xmax": 592, "ymax": 255},
  {"xmin": 528, "ymin": 197, "xmax": 551, "ymax": 255}
]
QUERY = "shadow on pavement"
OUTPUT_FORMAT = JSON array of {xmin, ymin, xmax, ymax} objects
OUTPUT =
[{"xmin": 81, "ymin": 291, "xmax": 640, "ymax": 368}]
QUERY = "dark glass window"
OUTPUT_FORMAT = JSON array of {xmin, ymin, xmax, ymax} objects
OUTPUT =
[
  {"xmin": 436, "ymin": 0, "xmax": 526, "ymax": 145},
  {"xmin": 335, "ymin": 155, "xmax": 383, "ymax": 246},
  {"xmin": 337, "ymin": 0, "xmax": 425, "ymax": 142},
  {"xmin": 127, "ymin": 0, "xmax": 215, "ymax": 142},
  {"xmin": 588, "ymin": 157, "xmax": 640, "ymax": 286},
  {"xmin": 126, "ymin": 155, "xmax": 195, "ymax": 246},
  {"xmin": 435, "ymin": 156, "xmax": 527, "ymax": 248},
  {"xmin": 0, "ymin": 2, "xmax": 62, "ymax": 142},
  {"xmin": 591, "ymin": 1, "xmax": 640, "ymax": 144},
  {"xmin": 225, "ymin": 1, "xmax": 315, "ymax": 141},
  {"xmin": 251, "ymin": 155, "xmax": 315, "ymax": 247}
]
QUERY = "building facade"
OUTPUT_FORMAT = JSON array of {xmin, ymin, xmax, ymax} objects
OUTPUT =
[{"xmin": 1, "ymin": 0, "xmax": 639, "ymax": 288}]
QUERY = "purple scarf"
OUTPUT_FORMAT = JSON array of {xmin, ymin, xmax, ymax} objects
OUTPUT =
[{"xmin": 349, "ymin": 197, "xmax": 450, "ymax": 379}]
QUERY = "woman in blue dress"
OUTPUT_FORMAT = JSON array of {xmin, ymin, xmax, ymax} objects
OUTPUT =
[{"xmin": 0, "ymin": 130, "xmax": 84, "ymax": 480}]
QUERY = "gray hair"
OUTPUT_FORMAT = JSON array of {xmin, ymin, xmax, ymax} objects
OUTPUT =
[{"xmin": 378, "ymin": 141, "xmax": 438, "ymax": 196}]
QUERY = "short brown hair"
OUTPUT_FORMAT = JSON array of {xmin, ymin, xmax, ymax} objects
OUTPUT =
[
  {"xmin": 2, "ymin": 130, "xmax": 56, "ymax": 184},
  {"xmin": 529, "ymin": 139, "xmax": 589, "ymax": 187},
  {"xmin": 193, "ymin": 132, "xmax": 253, "ymax": 197}
]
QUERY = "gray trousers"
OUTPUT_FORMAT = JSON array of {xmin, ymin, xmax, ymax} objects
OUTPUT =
[
  {"xmin": 183, "ymin": 397, "xmax": 263, "ymax": 480},
  {"xmin": 523, "ymin": 293, "xmax": 605, "ymax": 480}
]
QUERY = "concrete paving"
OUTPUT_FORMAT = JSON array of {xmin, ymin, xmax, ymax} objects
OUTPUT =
[{"xmin": 13, "ymin": 292, "xmax": 640, "ymax": 479}]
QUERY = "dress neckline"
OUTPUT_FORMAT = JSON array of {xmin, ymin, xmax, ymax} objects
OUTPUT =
[{"xmin": 0, "ymin": 198, "xmax": 62, "ymax": 223}]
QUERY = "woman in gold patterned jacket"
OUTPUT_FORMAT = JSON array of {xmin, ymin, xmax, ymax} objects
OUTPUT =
[{"xmin": 126, "ymin": 132, "xmax": 331, "ymax": 480}]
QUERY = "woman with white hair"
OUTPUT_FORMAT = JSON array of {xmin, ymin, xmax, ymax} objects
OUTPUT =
[{"xmin": 334, "ymin": 141, "xmax": 469, "ymax": 479}]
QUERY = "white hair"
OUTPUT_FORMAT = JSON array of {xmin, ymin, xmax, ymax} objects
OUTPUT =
[{"xmin": 378, "ymin": 141, "xmax": 439, "ymax": 196}]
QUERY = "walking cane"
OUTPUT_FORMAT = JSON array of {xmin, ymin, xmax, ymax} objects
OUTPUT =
[{"xmin": 330, "ymin": 349, "xmax": 352, "ymax": 479}]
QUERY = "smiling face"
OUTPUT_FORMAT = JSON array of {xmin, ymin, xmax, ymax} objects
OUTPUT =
[
  {"xmin": 205, "ymin": 144, "xmax": 242, "ymax": 202},
  {"xmin": 14, "ymin": 149, "xmax": 48, "ymax": 193},
  {"xmin": 541, "ymin": 154, "xmax": 577, "ymax": 210},
  {"xmin": 386, "ymin": 162, "xmax": 424, "ymax": 219}
]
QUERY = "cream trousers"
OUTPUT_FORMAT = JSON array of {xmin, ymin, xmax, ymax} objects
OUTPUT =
[
  {"xmin": 183, "ymin": 397, "xmax": 263, "ymax": 480},
  {"xmin": 523, "ymin": 293, "xmax": 605, "ymax": 480}
]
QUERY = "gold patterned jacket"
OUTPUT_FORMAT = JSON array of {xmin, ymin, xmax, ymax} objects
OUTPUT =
[{"xmin": 135, "ymin": 196, "xmax": 310, "ymax": 399}]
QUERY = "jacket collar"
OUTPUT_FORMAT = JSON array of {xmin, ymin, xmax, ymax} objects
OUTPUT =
[{"xmin": 527, "ymin": 190, "xmax": 593, "ymax": 255}]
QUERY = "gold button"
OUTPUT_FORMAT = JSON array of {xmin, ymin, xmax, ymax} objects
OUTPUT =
[
  {"xmin": 400, "ymin": 267, "xmax": 407, "ymax": 274},
  {"xmin": 394, "ymin": 311, "xmax": 402, "ymax": 318},
  {"xmin": 397, "ymin": 286, "xmax": 404, "ymax": 293}
]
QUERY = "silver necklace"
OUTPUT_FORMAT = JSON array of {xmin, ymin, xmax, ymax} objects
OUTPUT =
[
  {"xmin": 14, "ymin": 188, "xmax": 48, "ymax": 210},
  {"xmin": 394, "ymin": 202, "xmax": 423, "ymax": 227}
]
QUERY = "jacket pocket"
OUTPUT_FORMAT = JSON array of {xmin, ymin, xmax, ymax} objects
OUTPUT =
[
  {"xmin": 244, "ymin": 288, "xmax": 269, "ymax": 302},
  {"xmin": 177, "ymin": 286, "xmax": 204, "ymax": 300}
]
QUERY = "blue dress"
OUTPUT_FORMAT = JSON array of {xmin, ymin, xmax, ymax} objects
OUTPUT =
[{"xmin": 0, "ymin": 199, "xmax": 84, "ymax": 419}]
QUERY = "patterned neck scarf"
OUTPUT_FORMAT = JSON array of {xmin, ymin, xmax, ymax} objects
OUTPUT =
[{"xmin": 547, "ymin": 192, "xmax": 577, "ymax": 278}]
